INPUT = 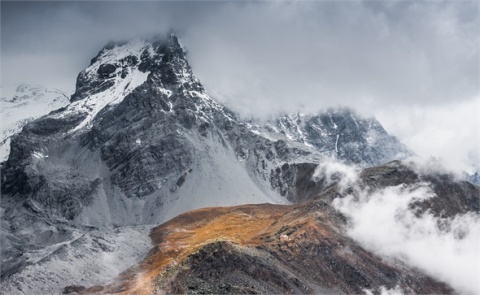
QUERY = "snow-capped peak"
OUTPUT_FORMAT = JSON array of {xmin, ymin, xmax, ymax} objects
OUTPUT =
[
  {"xmin": 56, "ymin": 40, "xmax": 152, "ymax": 132},
  {"xmin": 45, "ymin": 34, "xmax": 216, "ymax": 134},
  {"xmin": 41, "ymin": 34, "xmax": 232, "ymax": 133}
]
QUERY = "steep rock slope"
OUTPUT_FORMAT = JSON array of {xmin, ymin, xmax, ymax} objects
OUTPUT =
[
  {"xmin": 1, "ymin": 34, "xmax": 282, "ymax": 227},
  {"xmin": 359, "ymin": 161, "xmax": 480, "ymax": 217},
  {"xmin": 0, "ymin": 84, "xmax": 69, "ymax": 161},
  {"xmin": 0, "ymin": 34, "xmax": 292, "ymax": 291}
]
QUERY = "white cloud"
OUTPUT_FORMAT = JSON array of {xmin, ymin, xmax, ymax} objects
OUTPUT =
[
  {"xmin": 181, "ymin": 1, "xmax": 479, "ymax": 172},
  {"xmin": 334, "ymin": 184, "xmax": 480, "ymax": 295},
  {"xmin": 183, "ymin": 1, "xmax": 478, "ymax": 114},
  {"xmin": 312, "ymin": 158, "xmax": 360, "ymax": 191},
  {"xmin": 377, "ymin": 97, "xmax": 480, "ymax": 174}
]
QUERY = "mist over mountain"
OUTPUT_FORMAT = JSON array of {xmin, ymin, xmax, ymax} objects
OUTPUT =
[{"xmin": 0, "ymin": 33, "xmax": 478, "ymax": 295}]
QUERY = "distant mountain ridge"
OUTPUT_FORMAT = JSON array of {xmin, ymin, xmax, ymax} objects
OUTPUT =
[
  {"xmin": 260, "ymin": 109, "xmax": 410, "ymax": 166},
  {"xmin": 0, "ymin": 84, "xmax": 69, "ymax": 162}
]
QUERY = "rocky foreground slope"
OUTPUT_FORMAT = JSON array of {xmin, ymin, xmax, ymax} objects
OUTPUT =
[{"xmin": 72, "ymin": 161, "xmax": 478, "ymax": 295}]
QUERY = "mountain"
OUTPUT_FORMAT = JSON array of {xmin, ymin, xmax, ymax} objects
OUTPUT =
[
  {"xmin": 1, "ymin": 33, "xmax": 409, "ymax": 225},
  {"xmin": 0, "ymin": 84, "xmax": 69, "ymax": 162},
  {"xmin": 262, "ymin": 111, "xmax": 409, "ymax": 166},
  {"xmin": 1, "ymin": 33, "xmax": 422, "ymax": 294}
]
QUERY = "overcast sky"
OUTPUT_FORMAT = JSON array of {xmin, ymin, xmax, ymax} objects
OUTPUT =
[{"xmin": 1, "ymin": 1, "xmax": 479, "ymax": 173}]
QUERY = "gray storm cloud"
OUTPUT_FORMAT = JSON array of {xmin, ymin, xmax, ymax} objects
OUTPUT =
[{"xmin": 1, "ymin": 1, "xmax": 479, "ymax": 172}]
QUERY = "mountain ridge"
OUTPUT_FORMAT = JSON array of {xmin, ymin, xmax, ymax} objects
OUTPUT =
[{"xmin": 1, "ymin": 33, "xmax": 410, "ymax": 224}]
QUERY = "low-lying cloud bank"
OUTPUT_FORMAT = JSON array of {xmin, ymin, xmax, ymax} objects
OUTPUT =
[{"xmin": 333, "ymin": 183, "xmax": 479, "ymax": 295}]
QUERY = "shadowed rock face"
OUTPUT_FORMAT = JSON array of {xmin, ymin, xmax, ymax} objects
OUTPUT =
[
  {"xmin": 2, "ymin": 34, "xmax": 204, "ymax": 203},
  {"xmin": 270, "ymin": 162, "xmax": 326, "ymax": 203},
  {"xmin": 0, "ymin": 84, "xmax": 70, "ymax": 162},
  {"xmin": 272, "ymin": 160, "xmax": 480, "ymax": 217}
]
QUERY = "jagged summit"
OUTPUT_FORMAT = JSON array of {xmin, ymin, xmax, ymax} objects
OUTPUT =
[
  {"xmin": 32, "ymin": 34, "xmax": 222, "ymax": 140},
  {"xmin": 1, "ymin": 33, "xmax": 272, "ymax": 222},
  {"xmin": 71, "ymin": 33, "xmax": 195, "ymax": 103}
]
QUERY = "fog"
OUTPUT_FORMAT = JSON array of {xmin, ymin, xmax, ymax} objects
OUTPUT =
[
  {"xmin": 334, "ymin": 184, "xmax": 480, "ymax": 295},
  {"xmin": 312, "ymin": 157, "xmax": 360, "ymax": 191},
  {"xmin": 315, "ymin": 160, "xmax": 480, "ymax": 295}
]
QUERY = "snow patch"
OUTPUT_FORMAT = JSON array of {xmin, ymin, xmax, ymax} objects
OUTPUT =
[
  {"xmin": 67, "ymin": 67, "xmax": 149, "ymax": 133},
  {"xmin": 158, "ymin": 88, "xmax": 172, "ymax": 97},
  {"xmin": 0, "ymin": 226, "xmax": 152, "ymax": 295},
  {"xmin": 32, "ymin": 151, "xmax": 48, "ymax": 159},
  {"xmin": 364, "ymin": 285, "xmax": 404, "ymax": 295},
  {"xmin": 84, "ymin": 40, "xmax": 149, "ymax": 78}
]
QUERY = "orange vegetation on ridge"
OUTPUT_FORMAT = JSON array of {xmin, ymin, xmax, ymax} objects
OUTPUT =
[{"xmin": 86, "ymin": 203, "xmax": 314, "ymax": 295}]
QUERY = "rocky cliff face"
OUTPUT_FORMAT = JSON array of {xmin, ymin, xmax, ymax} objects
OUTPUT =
[{"xmin": 2, "ymin": 34, "xmax": 268, "ymax": 226}]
